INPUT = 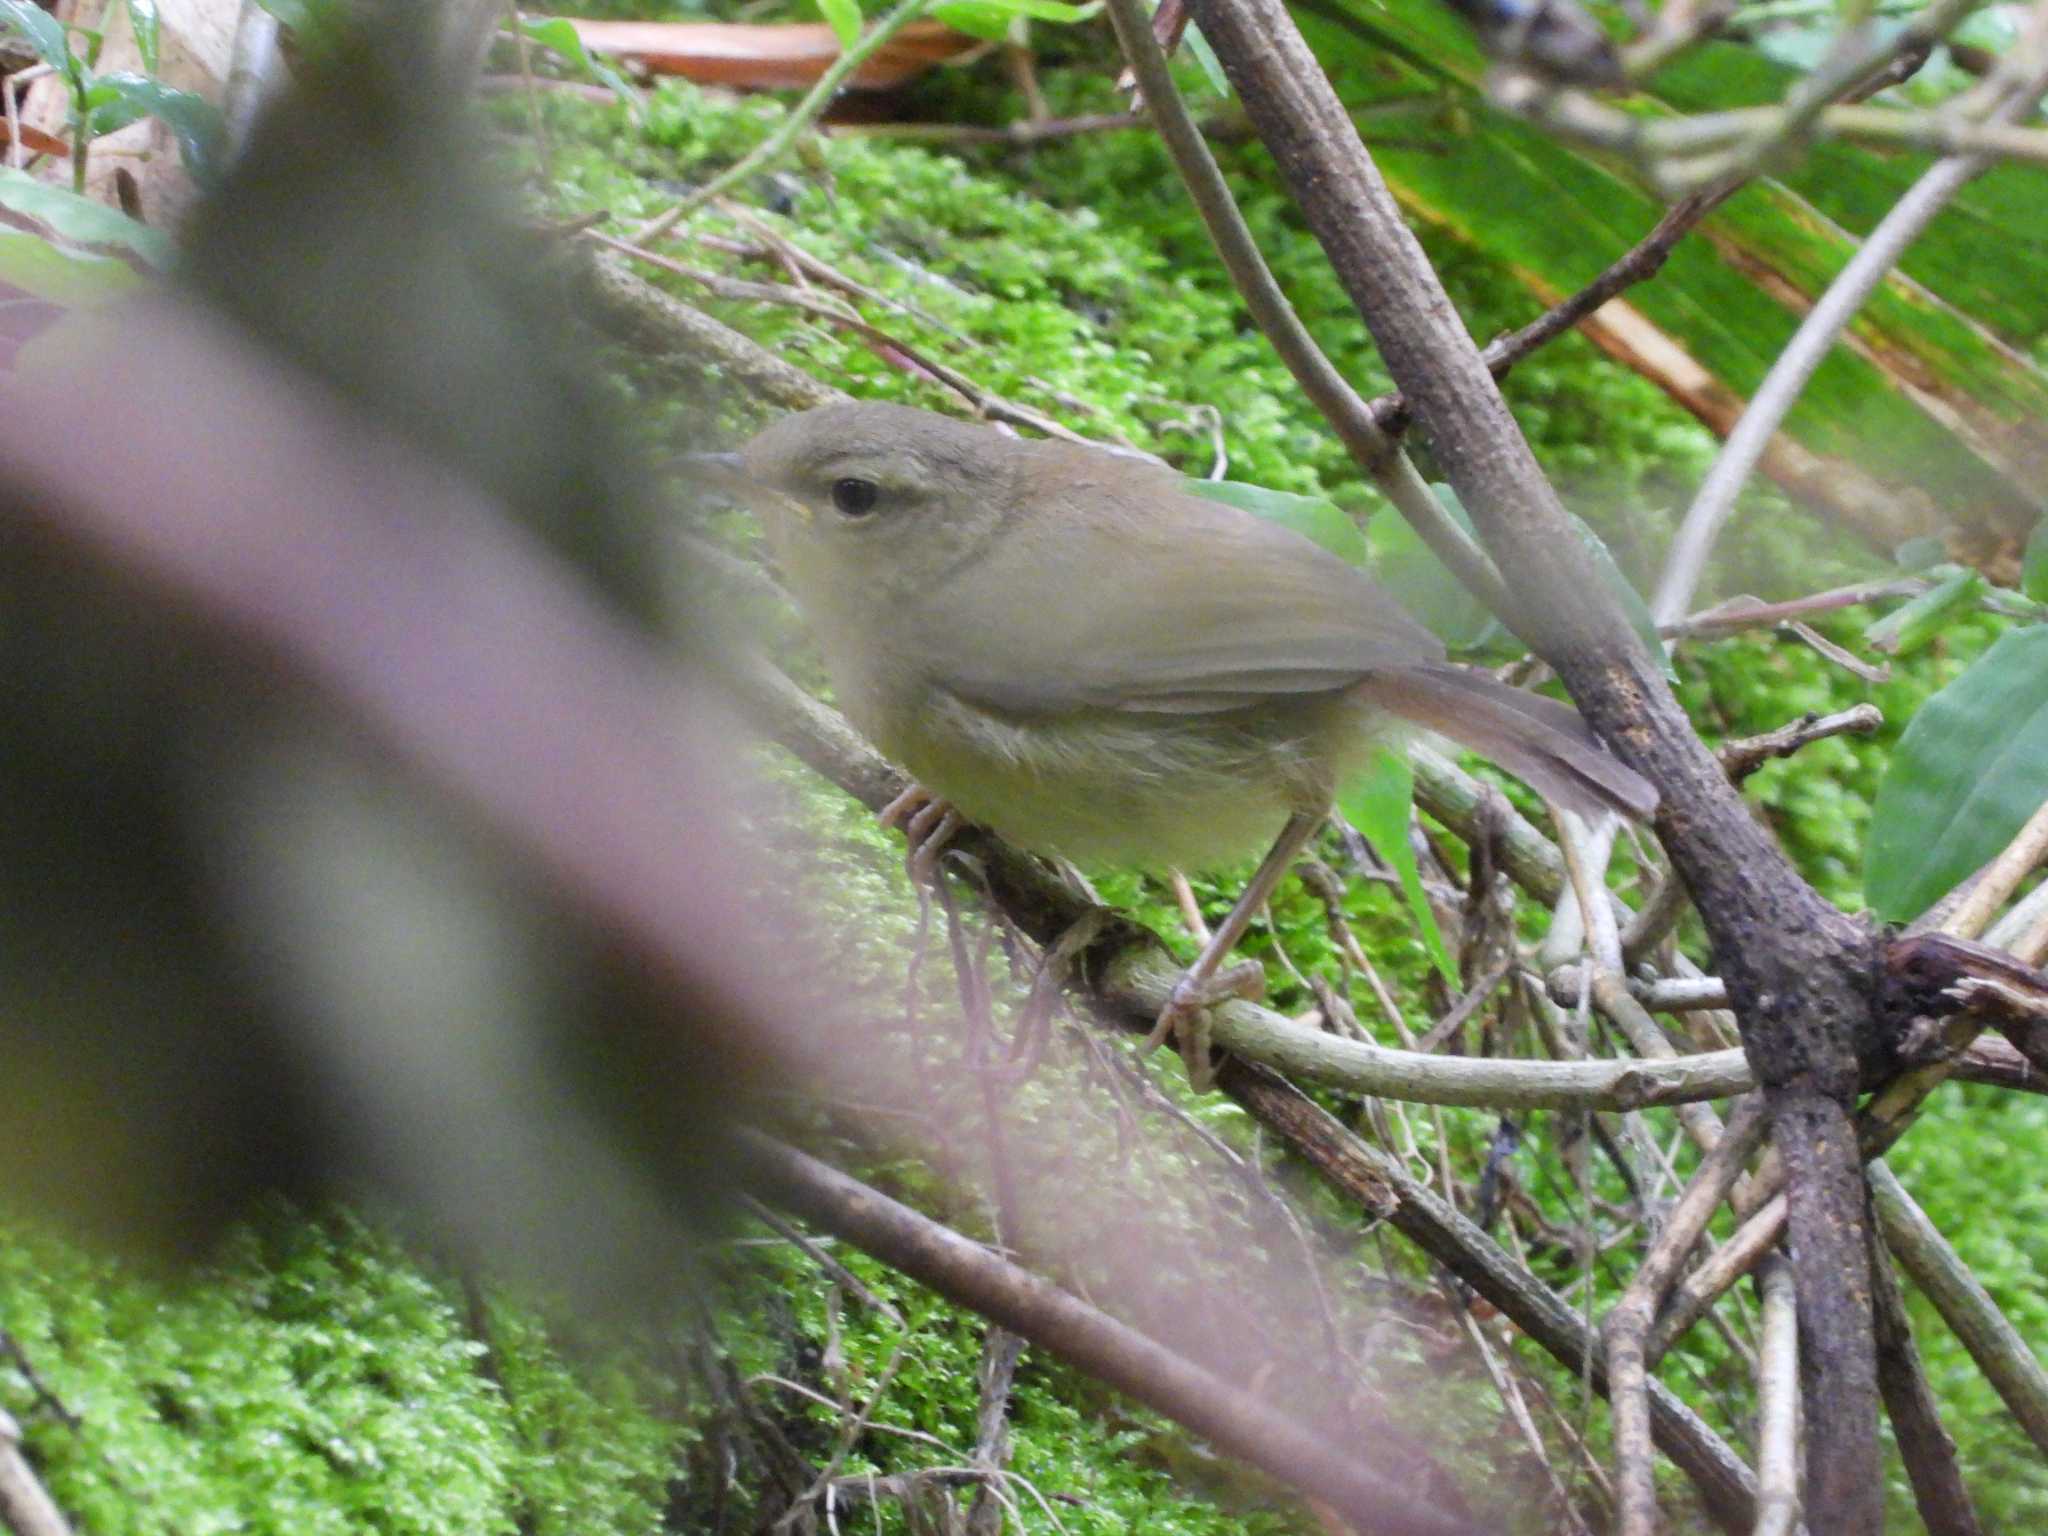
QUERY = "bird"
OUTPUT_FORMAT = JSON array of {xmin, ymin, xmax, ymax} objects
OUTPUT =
[{"xmin": 726, "ymin": 401, "xmax": 1654, "ymax": 1077}]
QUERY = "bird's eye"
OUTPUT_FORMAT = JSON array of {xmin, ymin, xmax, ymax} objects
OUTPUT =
[{"xmin": 830, "ymin": 477, "xmax": 881, "ymax": 518}]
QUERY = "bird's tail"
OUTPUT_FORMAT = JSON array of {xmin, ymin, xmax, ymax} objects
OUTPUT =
[{"xmin": 1355, "ymin": 665, "xmax": 1657, "ymax": 821}]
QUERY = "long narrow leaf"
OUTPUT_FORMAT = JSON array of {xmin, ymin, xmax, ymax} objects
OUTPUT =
[
  {"xmin": 1865, "ymin": 625, "xmax": 2048, "ymax": 920},
  {"xmin": 1338, "ymin": 747, "xmax": 1457, "ymax": 985}
]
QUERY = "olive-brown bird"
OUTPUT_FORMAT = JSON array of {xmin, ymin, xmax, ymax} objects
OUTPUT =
[{"xmin": 734, "ymin": 403, "xmax": 1653, "ymax": 1072}]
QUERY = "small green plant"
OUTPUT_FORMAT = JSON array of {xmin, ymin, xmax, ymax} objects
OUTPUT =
[{"xmin": 0, "ymin": 0, "xmax": 223, "ymax": 193}]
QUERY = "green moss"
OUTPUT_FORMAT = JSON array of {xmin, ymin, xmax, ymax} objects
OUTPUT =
[{"xmin": 0, "ymin": 1207, "xmax": 680, "ymax": 1535}]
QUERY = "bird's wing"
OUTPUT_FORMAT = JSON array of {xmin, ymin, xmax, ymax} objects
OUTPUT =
[{"xmin": 918, "ymin": 477, "xmax": 1445, "ymax": 718}]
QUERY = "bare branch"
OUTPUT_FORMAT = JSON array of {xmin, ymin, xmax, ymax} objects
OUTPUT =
[
  {"xmin": 1871, "ymin": 1161, "xmax": 2048, "ymax": 1460},
  {"xmin": 1751, "ymin": 1255, "xmax": 1802, "ymax": 1536},
  {"xmin": 1100, "ymin": 0, "xmax": 1510, "ymax": 612},
  {"xmin": 1105, "ymin": 945, "xmax": 1754, "ymax": 1109},
  {"xmin": 0, "ymin": 1409, "xmax": 73, "ymax": 1536},
  {"xmin": 1652, "ymin": 36, "xmax": 2048, "ymax": 624},
  {"xmin": 1939, "ymin": 796, "xmax": 2048, "ymax": 944},
  {"xmin": 1366, "ymin": 185, "xmax": 1740, "ymax": 437},
  {"xmin": 1217, "ymin": 1061, "xmax": 1761, "ymax": 1531},
  {"xmin": 740, "ymin": 1132, "xmax": 1480, "ymax": 1536},
  {"xmin": 1869, "ymin": 1200, "xmax": 1988, "ymax": 1535},
  {"xmin": 577, "ymin": 250, "xmax": 844, "ymax": 411},
  {"xmin": 1603, "ymin": 1096, "xmax": 1768, "ymax": 1534},
  {"xmin": 1717, "ymin": 705, "xmax": 1885, "ymax": 783}
]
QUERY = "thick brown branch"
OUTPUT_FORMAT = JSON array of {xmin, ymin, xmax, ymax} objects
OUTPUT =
[
  {"xmin": 1182, "ymin": 7, "xmax": 1884, "ymax": 1518},
  {"xmin": 1870, "ymin": 1228, "xmax": 1984, "ymax": 1534},
  {"xmin": 1221, "ymin": 1063, "xmax": 1759, "ymax": 1533},
  {"xmin": 739, "ymin": 1132, "xmax": 1478, "ymax": 1536}
]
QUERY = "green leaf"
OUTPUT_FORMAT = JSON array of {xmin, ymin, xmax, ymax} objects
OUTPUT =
[
  {"xmin": 1288, "ymin": 12, "xmax": 2048, "ymax": 553},
  {"xmin": 1181, "ymin": 21, "xmax": 1231, "ymax": 96},
  {"xmin": 83, "ymin": 73, "xmax": 225, "ymax": 182},
  {"xmin": 1865, "ymin": 625, "xmax": 2048, "ymax": 921},
  {"xmin": 1337, "ymin": 747, "xmax": 1457, "ymax": 985},
  {"xmin": 816, "ymin": 0, "xmax": 863, "ymax": 49},
  {"xmin": 1862, "ymin": 567, "xmax": 1983, "ymax": 657},
  {"xmin": 1369, "ymin": 486, "xmax": 1497, "ymax": 650},
  {"xmin": 1567, "ymin": 511, "xmax": 1674, "ymax": 678},
  {"xmin": 125, "ymin": 0, "xmax": 159, "ymax": 73},
  {"xmin": 932, "ymin": 0, "xmax": 1090, "ymax": 40},
  {"xmin": 517, "ymin": 17, "xmax": 642, "ymax": 116},
  {"xmin": 1187, "ymin": 476, "xmax": 1371, "ymax": 566},
  {"xmin": 0, "ymin": 0, "xmax": 73, "ymax": 71},
  {"xmin": 0, "ymin": 166, "xmax": 172, "ymax": 269},
  {"xmin": 2023, "ymin": 520, "xmax": 2048, "ymax": 605},
  {"xmin": 254, "ymin": 0, "xmax": 314, "ymax": 30}
]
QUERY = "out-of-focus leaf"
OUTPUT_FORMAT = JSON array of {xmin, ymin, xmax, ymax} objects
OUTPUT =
[
  {"xmin": 0, "ymin": 0, "xmax": 72, "ymax": 71},
  {"xmin": 1182, "ymin": 20, "xmax": 1230, "ymax": 95},
  {"xmin": 1862, "ymin": 567, "xmax": 1984, "ymax": 657},
  {"xmin": 255, "ymin": 0, "xmax": 314, "ymax": 29},
  {"xmin": 556, "ymin": 18, "xmax": 975, "ymax": 91},
  {"xmin": 816, "ymin": 0, "xmax": 862, "ymax": 50},
  {"xmin": 84, "ymin": 72, "xmax": 226, "ymax": 181},
  {"xmin": 1291, "ymin": 10, "xmax": 2048, "ymax": 567},
  {"xmin": 125, "ymin": 0, "xmax": 159, "ymax": 73},
  {"xmin": 1338, "ymin": 746, "xmax": 1456, "ymax": 985},
  {"xmin": 933, "ymin": 0, "xmax": 1089, "ymax": 40},
  {"xmin": 0, "ymin": 171, "xmax": 156, "ymax": 375},
  {"xmin": 1188, "ymin": 476, "xmax": 1372, "ymax": 566},
  {"xmin": 1568, "ymin": 512, "xmax": 1673, "ymax": 678},
  {"xmin": 1369, "ymin": 485, "xmax": 1496, "ymax": 650},
  {"xmin": 0, "ymin": 275, "xmax": 65, "ymax": 374},
  {"xmin": 1865, "ymin": 626, "xmax": 2048, "ymax": 921},
  {"xmin": 518, "ymin": 16, "xmax": 642, "ymax": 115},
  {"xmin": 2023, "ymin": 521, "xmax": 2048, "ymax": 605},
  {"xmin": 0, "ymin": 166, "xmax": 172, "ymax": 270},
  {"xmin": 1893, "ymin": 535, "xmax": 1949, "ymax": 572},
  {"xmin": 1335, "ymin": 749, "xmax": 1466, "ymax": 987}
]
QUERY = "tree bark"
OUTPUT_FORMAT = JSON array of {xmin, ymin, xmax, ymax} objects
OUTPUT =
[{"xmin": 1181, "ymin": 3, "xmax": 1885, "ymax": 1524}]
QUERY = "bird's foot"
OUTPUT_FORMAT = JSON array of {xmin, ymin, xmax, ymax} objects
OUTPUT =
[
  {"xmin": 879, "ymin": 783, "xmax": 963, "ymax": 887},
  {"xmin": 1142, "ymin": 960, "xmax": 1265, "ymax": 1090}
]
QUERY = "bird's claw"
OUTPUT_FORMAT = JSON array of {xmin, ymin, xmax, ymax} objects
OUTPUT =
[
  {"xmin": 1143, "ymin": 960, "xmax": 1264, "ymax": 1089},
  {"xmin": 879, "ymin": 784, "xmax": 962, "ymax": 887}
]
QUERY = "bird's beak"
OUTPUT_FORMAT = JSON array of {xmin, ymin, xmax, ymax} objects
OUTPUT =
[
  {"xmin": 681, "ymin": 451, "xmax": 744, "ymax": 477},
  {"xmin": 674, "ymin": 451, "xmax": 813, "ymax": 525}
]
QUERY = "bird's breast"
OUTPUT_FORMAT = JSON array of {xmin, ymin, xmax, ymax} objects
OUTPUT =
[{"xmin": 883, "ymin": 687, "xmax": 1370, "ymax": 872}]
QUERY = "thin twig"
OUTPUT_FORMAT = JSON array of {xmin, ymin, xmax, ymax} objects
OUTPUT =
[
  {"xmin": 1938, "ymin": 795, "xmax": 2048, "ymax": 943},
  {"xmin": 742, "ymin": 1132, "xmax": 1479, "ymax": 1536},
  {"xmin": 1101, "ymin": 0, "xmax": 1513, "ymax": 616},
  {"xmin": 1651, "ymin": 40, "xmax": 2048, "ymax": 622},
  {"xmin": 1871, "ymin": 1161, "xmax": 2048, "ymax": 1459},
  {"xmin": 826, "ymin": 110, "xmax": 1141, "ymax": 145},
  {"xmin": 1664, "ymin": 579, "xmax": 1925, "ymax": 637},
  {"xmin": 1223, "ymin": 1063, "xmax": 1761, "ymax": 1530},
  {"xmin": 591, "ymin": 230, "xmax": 1102, "ymax": 446},
  {"xmin": 630, "ymin": 0, "xmax": 940, "ymax": 245},
  {"xmin": 1868, "ymin": 1197, "xmax": 1988, "ymax": 1535},
  {"xmin": 1602, "ymin": 1096, "xmax": 1768, "ymax": 1536},
  {"xmin": 1750, "ymin": 1255, "xmax": 1801, "ymax": 1536},
  {"xmin": 1717, "ymin": 705, "xmax": 1885, "ymax": 783},
  {"xmin": 1367, "ymin": 184, "xmax": 1740, "ymax": 436}
]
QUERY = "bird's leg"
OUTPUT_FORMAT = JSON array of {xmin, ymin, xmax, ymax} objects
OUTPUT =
[
  {"xmin": 880, "ymin": 782, "xmax": 963, "ymax": 887},
  {"xmin": 1144, "ymin": 812, "xmax": 1323, "ymax": 1089}
]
